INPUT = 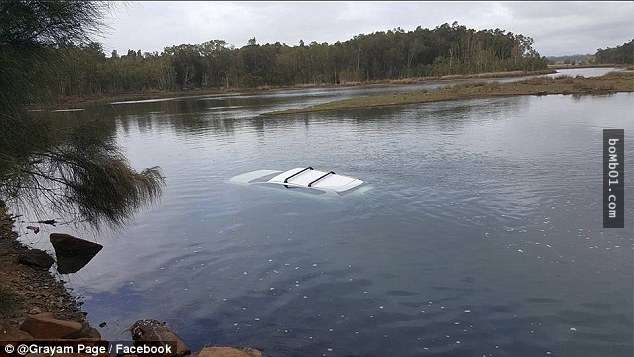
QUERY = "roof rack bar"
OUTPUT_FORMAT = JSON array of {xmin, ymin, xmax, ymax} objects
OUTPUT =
[
  {"xmin": 284, "ymin": 166, "xmax": 313, "ymax": 183},
  {"xmin": 308, "ymin": 171, "xmax": 335, "ymax": 187}
]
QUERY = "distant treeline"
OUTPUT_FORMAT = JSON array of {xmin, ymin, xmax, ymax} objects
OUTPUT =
[
  {"xmin": 48, "ymin": 22, "xmax": 547, "ymax": 97},
  {"xmin": 546, "ymin": 54, "xmax": 594, "ymax": 65},
  {"xmin": 595, "ymin": 39, "xmax": 634, "ymax": 65}
]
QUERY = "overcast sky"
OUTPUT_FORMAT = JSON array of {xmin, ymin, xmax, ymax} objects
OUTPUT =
[{"xmin": 100, "ymin": 1, "xmax": 634, "ymax": 57}]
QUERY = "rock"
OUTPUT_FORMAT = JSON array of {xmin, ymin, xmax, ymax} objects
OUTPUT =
[
  {"xmin": 50, "ymin": 233, "xmax": 103, "ymax": 274},
  {"xmin": 82, "ymin": 327, "xmax": 101, "ymax": 339},
  {"xmin": 50, "ymin": 233, "xmax": 103, "ymax": 256},
  {"xmin": 18, "ymin": 249, "xmax": 54, "ymax": 269},
  {"xmin": 20, "ymin": 312, "xmax": 82, "ymax": 339},
  {"xmin": 32, "ymin": 312, "xmax": 54, "ymax": 319},
  {"xmin": 198, "ymin": 347, "xmax": 262, "ymax": 357},
  {"xmin": 0, "ymin": 325, "xmax": 33, "ymax": 341},
  {"xmin": 130, "ymin": 320, "xmax": 190, "ymax": 357},
  {"xmin": 99, "ymin": 322, "xmax": 107, "ymax": 328},
  {"xmin": 65, "ymin": 322, "xmax": 101, "ymax": 340}
]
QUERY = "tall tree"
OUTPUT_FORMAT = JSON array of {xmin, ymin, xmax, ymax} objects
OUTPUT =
[
  {"xmin": 0, "ymin": 0, "xmax": 164, "ymax": 227},
  {"xmin": 595, "ymin": 39, "xmax": 634, "ymax": 64}
]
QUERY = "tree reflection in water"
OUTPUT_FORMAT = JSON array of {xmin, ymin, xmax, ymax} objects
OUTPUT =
[{"xmin": 0, "ymin": 113, "xmax": 164, "ymax": 228}]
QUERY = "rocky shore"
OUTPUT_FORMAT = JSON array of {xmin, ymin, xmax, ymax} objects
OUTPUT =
[
  {"xmin": 0, "ymin": 203, "xmax": 263, "ymax": 356},
  {"xmin": 0, "ymin": 204, "xmax": 84, "ymax": 326}
]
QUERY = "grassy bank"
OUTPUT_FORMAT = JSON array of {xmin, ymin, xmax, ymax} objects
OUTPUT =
[
  {"xmin": 264, "ymin": 71, "xmax": 634, "ymax": 115},
  {"xmin": 35, "ymin": 69, "xmax": 556, "ymax": 110}
]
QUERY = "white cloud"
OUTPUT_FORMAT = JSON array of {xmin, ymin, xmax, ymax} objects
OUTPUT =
[{"xmin": 99, "ymin": 1, "xmax": 634, "ymax": 56}]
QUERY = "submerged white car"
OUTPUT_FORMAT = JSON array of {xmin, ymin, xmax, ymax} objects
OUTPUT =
[{"xmin": 231, "ymin": 167, "xmax": 364, "ymax": 194}]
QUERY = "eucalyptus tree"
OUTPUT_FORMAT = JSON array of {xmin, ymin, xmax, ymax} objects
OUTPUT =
[{"xmin": 595, "ymin": 40, "xmax": 634, "ymax": 64}]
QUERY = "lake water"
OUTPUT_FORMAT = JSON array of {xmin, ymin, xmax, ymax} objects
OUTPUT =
[
  {"xmin": 22, "ymin": 70, "xmax": 632, "ymax": 356},
  {"xmin": 546, "ymin": 67, "xmax": 623, "ymax": 78}
]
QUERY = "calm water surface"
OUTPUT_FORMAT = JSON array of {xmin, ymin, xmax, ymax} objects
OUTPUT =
[
  {"xmin": 547, "ymin": 67, "xmax": 623, "ymax": 78},
  {"xmin": 24, "ymin": 71, "xmax": 632, "ymax": 357}
]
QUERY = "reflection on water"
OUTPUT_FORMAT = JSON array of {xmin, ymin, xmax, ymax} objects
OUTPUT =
[
  {"xmin": 28, "ymin": 85, "xmax": 633, "ymax": 357},
  {"xmin": 5, "ymin": 109, "xmax": 164, "ymax": 230}
]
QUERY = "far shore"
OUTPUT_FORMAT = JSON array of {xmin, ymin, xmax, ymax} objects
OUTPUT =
[
  {"xmin": 263, "ymin": 70, "xmax": 634, "ymax": 115},
  {"xmin": 32, "ymin": 69, "xmax": 560, "ymax": 110}
]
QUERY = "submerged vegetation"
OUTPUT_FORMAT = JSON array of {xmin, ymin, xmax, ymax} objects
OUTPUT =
[
  {"xmin": 266, "ymin": 71, "xmax": 634, "ymax": 115},
  {"xmin": 0, "ymin": 0, "xmax": 164, "ymax": 227},
  {"xmin": 42, "ymin": 22, "xmax": 547, "ymax": 98}
]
